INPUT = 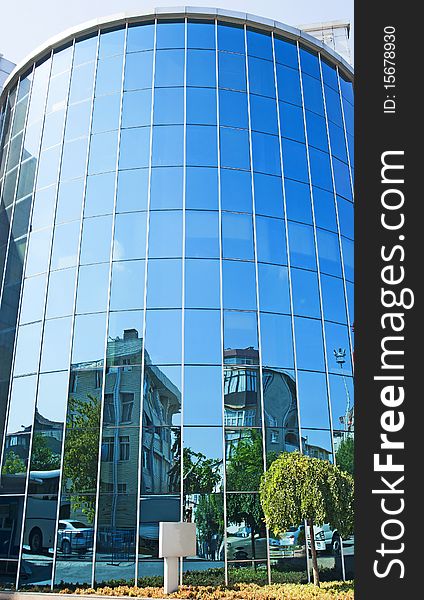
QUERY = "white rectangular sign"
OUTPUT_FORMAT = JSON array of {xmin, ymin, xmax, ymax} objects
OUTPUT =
[{"xmin": 159, "ymin": 521, "xmax": 196, "ymax": 558}]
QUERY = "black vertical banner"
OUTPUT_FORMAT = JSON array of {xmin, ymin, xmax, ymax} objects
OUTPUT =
[{"xmin": 356, "ymin": 0, "xmax": 420, "ymax": 598}]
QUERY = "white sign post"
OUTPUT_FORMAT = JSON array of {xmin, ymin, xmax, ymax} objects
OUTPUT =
[{"xmin": 159, "ymin": 521, "xmax": 196, "ymax": 594}]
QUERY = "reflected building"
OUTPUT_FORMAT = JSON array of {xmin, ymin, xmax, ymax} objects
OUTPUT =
[{"xmin": 0, "ymin": 8, "xmax": 353, "ymax": 589}]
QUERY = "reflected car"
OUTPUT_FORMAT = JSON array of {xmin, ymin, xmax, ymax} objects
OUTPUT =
[
  {"xmin": 279, "ymin": 525, "xmax": 305, "ymax": 548},
  {"xmin": 57, "ymin": 520, "xmax": 94, "ymax": 556},
  {"xmin": 225, "ymin": 532, "xmax": 281, "ymax": 561},
  {"xmin": 305, "ymin": 523, "xmax": 341, "ymax": 555}
]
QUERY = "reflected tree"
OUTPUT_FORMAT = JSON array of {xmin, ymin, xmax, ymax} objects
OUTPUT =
[
  {"xmin": 193, "ymin": 494, "xmax": 224, "ymax": 560},
  {"xmin": 63, "ymin": 394, "xmax": 100, "ymax": 523},
  {"xmin": 1, "ymin": 450, "xmax": 26, "ymax": 475},
  {"xmin": 30, "ymin": 432, "xmax": 61, "ymax": 471},
  {"xmin": 335, "ymin": 436, "xmax": 354, "ymax": 475}
]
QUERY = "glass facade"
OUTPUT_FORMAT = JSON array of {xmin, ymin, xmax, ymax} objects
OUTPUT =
[{"xmin": 0, "ymin": 13, "xmax": 354, "ymax": 590}]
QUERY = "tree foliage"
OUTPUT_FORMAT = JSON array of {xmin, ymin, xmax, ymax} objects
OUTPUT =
[
  {"xmin": 335, "ymin": 436, "xmax": 354, "ymax": 475},
  {"xmin": 1, "ymin": 450, "xmax": 26, "ymax": 475},
  {"xmin": 30, "ymin": 432, "xmax": 61, "ymax": 471},
  {"xmin": 62, "ymin": 394, "xmax": 101, "ymax": 523}
]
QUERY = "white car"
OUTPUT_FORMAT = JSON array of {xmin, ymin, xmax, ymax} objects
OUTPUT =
[
  {"xmin": 306, "ymin": 523, "xmax": 341, "ymax": 555},
  {"xmin": 57, "ymin": 520, "xmax": 94, "ymax": 556}
]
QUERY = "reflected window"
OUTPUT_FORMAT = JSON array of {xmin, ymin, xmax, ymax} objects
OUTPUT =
[
  {"xmin": 185, "ymin": 310, "xmax": 221, "ymax": 365},
  {"xmin": 294, "ymin": 317, "xmax": 325, "ymax": 371},
  {"xmin": 291, "ymin": 268, "xmax": 321, "ymax": 318},
  {"xmin": 116, "ymin": 168, "xmax": 148, "ymax": 212},
  {"xmin": 186, "ymin": 167, "xmax": 218, "ymax": 210},
  {"xmin": 224, "ymin": 366, "xmax": 261, "ymax": 427},
  {"xmin": 258, "ymin": 263, "xmax": 290, "ymax": 314},
  {"xmin": 297, "ymin": 371, "xmax": 330, "ymax": 429},
  {"xmin": 113, "ymin": 212, "xmax": 147, "ymax": 260},
  {"xmin": 40, "ymin": 316, "xmax": 73, "ymax": 372},
  {"xmin": 149, "ymin": 210, "xmax": 182, "ymax": 258},
  {"xmin": 223, "ymin": 261, "xmax": 257, "ymax": 311},
  {"xmin": 80, "ymin": 215, "xmax": 113, "ymax": 264},
  {"xmin": 144, "ymin": 309, "xmax": 182, "ymax": 364},
  {"xmin": 185, "ymin": 258, "xmax": 220, "ymax": 309},
  {"xmin": 184, "ymin": 366, "xmax": 222, "ymax": 425},
  {"xmin": 147, "ymin": 258, "xmax": 182, "ymax": 309},
  {"xmin": 185, "ymin": 211, "xmax": 218, "ymax": 258},
  {"xmin": 260, "ymin": 313, "xmax": 294, "ymax": 369},
  {"xmin": 110, "ymin": 260, "xmax": 145, "ymax": 311},
  {"xmin": 256, "ymin": 216, "xmax": 287, "ymax": 265},
  {"xmin": 76, "ymin": 263, "xmax": 110, "ymax": 313}
]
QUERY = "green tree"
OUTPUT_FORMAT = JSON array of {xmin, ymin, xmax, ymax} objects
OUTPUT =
[
  {"xmin": 30, "ymin": 432, "xmax": 61, "ymax": 471},
  {"xmin": 62, "ymin": 394, "xmax": 101, "ymax": 523},
  {"xmin": 260, "ymin": 451, "xmax": 354, "ymax": 586},
  {"xmin": 194, "ymin": 494, "xmax": 224, "ymax": 559},
  {"xmin": 335, "ymin": 436, "xmax": 354, "ymax": 475},
  {"xmin": 1, "ymin": 450, "xmax": 26, "ymax": 475}
]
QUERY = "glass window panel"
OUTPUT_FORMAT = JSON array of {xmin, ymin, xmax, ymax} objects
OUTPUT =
[
  {"xmin": 19, "ymin": 274, "xmax": 47, "ymax": 324},
  {"xmin": 184, "ymin": 366, "xmax": 222, "ymax": 425},
  {"xmin": 187, "ymin": 20, "xmax": 215, "ymax": 49},
  {"xmin": 24, "ymin": 228, "xmax": 50, "ymax": 276},
  {"xmin": 262, "ymin": 368, "xmax": 298, "ymax": 437},
  {"xmin": 88, "ymin": 130, "xmax": 118, "ymax": 175},
  {"xmin": 152, "ymin": 125, "xmax": 183, "ymax": 166},
  {"xmin": 50, "ymin": 45, "xmax": 73, "ymax": 76},
  {"xmin": 346, "ymin": 281, "xmax": 353, "ymax": 324},
  {"xmin": 119, "ymin": 127, "xmax": 150, "ymax": 169},
  {"xmin": 116, "ymin": 168, "xmax": 149, "ymax": 212},
  {"xmin": 107, "ymin": 310, "xmax": 143, "ymax": 365},
  {"xmin": 333, "ymin": 158, "xmax": 352, "ymax": 200},
  {"xmin": 156, "ymin": 20, "xmax": 185, "ymax": 49},
  {"xmin": 150, "ymin": 167, "xmax": 183, "ymax": 209},
  {"xmin": 276, "ymin": 64, "xmax": 302, "ymax": 106},
  {"xmin": 40, "ymin": 316, "xmax": 72, "ymax": 372},
  {"xmin": 186, "ymin": 167, "xmax": 218, "ymax": 210},
  {"xmin": 155, "ymin": 49, "xmax": 184, "ymax": 87},
  {"xmin": 297, "ymin": 371, "xmax": 330, "ymax": 429},
  {"xmin": 302, "ymin": 429, "xmax": 333, "ymax": 461},
  {"xmin": 222, "ymin": 212, "xmax": 254, "ymax": 260},
  {"xmin": 98, "ymin": 28, "xmax": 125, "ymax": 59},
  {"xmin": 154, "ymin": 87, "xmax": 183, "ymax": 125},
  {"xmin": 218, "ymin": 52, "xmax": 246, "ymax": 91},
  {"xmin": 140, "ymin": 438, "xmax": 181, "ymax": 492},
  {"xmin": 113, "ymin": 211, "xmax": 147, "ymax": 260},
  {"xmin": 281, "ymin": 138, "xmax": 308, "ymax": 183},
  {"xmin": 55, "ymin": 178, "xmax": 84, "ymax": 224},
  {"xmin": 250, "ymin": 95, "xmax": 278, "ymax": 135},
  {"xmin": 148, "ymin": 210, "xmax": 182, "ymax": 258},
  {"xmin": 219, "ymin": 89, "xmax": 248, "ymax": 129},
  {"xmin": 288, "ymin": 222, "xmax": 316, "ymax": 270},
  {"xmin": 41, "ymin": 108, "xmax": 66, "ymax": 149},
  {"xmin": 317, "ymin": 229, "xmax": 342, "ymax": 277},
  {"xmin": 124, "ymin": 51, "xmax": 154, "ymax": 90},
  {"xmin": 325, "ymin": 322, "xmax": 352, "ymax": 375},
  {"xmin": 342, "ymin": 238, "xmax": 354, "ymax": 281},
  {"xmin": 342, "ymin": 97, "xmax": 354, "ymax": 136},
  {"xmin": 127, "ymin": 23, "xmax": 155, "ymax": 52},
  {"xmin": 69, "ymin": 61, "xmax": 95, "ymax": 104},
  {"xmin": 223, "ymin": 260, "xmax": 257, "ymax": 311},
  {"xmin": 217, "ymin": 23, "xmax": 245, "ymax": 53},
  {"xmin": 223, "ymin": 311, "xmax": 258, "ymax": 358},
  {"xmin": 183, "ymin": 427, "xmax": 223, "ymax": 492},
  {"xmin": 309, "ymin": 148, "xmax": 332, "ymax": 191},
  {"xmin": 291, "ymin": 268, "xmax": 321, "ymax": 318},
  {"xmin": 185, "ymin": 258, "xmax": 220, "ymax": 309},
  {"xmin": 260, "ymin": 312, "xmax": 293, "ymax": 369},
  {"xmin": 305, "ymin": 111, "xmax": 328, "ymax": 152},
  {"xmin": 110, "ymin": 259, "xmax": 145, "ymax": 310},
  {"xmin": 142, "ymin": 364, "xmax": 181, "ymax": 427},
  {"xmin": 328, "ymin": 121, "xmax": 347, "ymax": 162},
  {"xmin": 313, "ymin": 187, "xmax": 337, "ymax": 232},
  {"xmin": 221, "ymin": 169, "xmax": 252, "ymax": 213},
  {"xmin": 80, "ymin": 214, "xmax": 113, "ymax": 264},
  {"xmin": 186, "ymin": 87, "xmax": 216, "ymax": 125},
  {"xmin": 95, "ymin": 55, "xmax": 124, "ymax": 96},
  {"xmin": 299, "ymin": 48, "xmax": 320, "ymax": 79},
  {"xmin": 186, "ymin": 125, "xmax": 217, "ymax": 167},
  {"xmin": 60, "ymin": 137, "xmax": 89, "ymax": 181},
  {"xmin": 302, "ymin": 73, "xmax": 325, "ymax": 116},
  {"xmin": 258, "ymin": 263, "xmax": 290, "ymax": 314},
  {"xmin": 224, "ymin": 366, "xmax": 261, "ymax": 428},
  {"xmin": 254, "ymin": 173, "xmax": 284, "ymax": 219},
  {"xmin": 36, "ymin": 145, "xmax": 61, "ymax": 189},
  {"xmin": 187, "ymin": 50, "xmax": 216, "ymax": 87},
  {"xmin": 274, "ymin": 37, "xmax": 298, "ymax": 69},
  {"xmin": 76, "ymin": 263, "xmax": 110, "ymax": 313},
  {"xmin": 30, "ymin": 186, "xmax": 56, "ymax": 231},
  {"xmin": 185, "ymin": 210, "xmax": 218, "ymax": 258},
  {"xmin": 279, "ymin": 101, "xmax": 305, "ymax": 142},
  {"xmin": 50, "ymin": 220, "xmax": 80, "ymax": 269},
  {"xmin": 45, "ymin": 71, "xmax": 70, "ymax": 114},
  {"xmin": 248, "ymin": 57, "xmax": 275, "ymax": 97},
  {"xmin": 37, "ymin": 370, "xmax": 69, "ymax": 423},
  {"xmin": 321, "ymin": 274, "xmax": 348, "ymax": 323},
  {"xmin": 322, "ymin": 62, "xmax": 338, "ymax": 90},
  {"xmin": 294, "ymin": 317, "xmax": 325, "ymax": 371},
  {"xmin": 256, "ymin": 216, "xmax": 287, "ymax": 265},
  {"xmin": 247, "ymin": 28, "xmax": 272, "ymax": 60},
  {"xmin": 324, "ymin": 86, "xmax": 343, "ymax": 125},
  {"xmin": 92, "ymin": 93, "xmax": 121, "ymax": 133},
  {"xmin": 285, "ymin": 179, "xmax": 312, "ymax": 224},
  {"xmin": 225, "ymin": 430, "xmax": 263, "ymax": 491},
  {"xmin": 329, "ymin": 374, "xmax": 354, "ymax": 434},
  {"xmin": 72, "ymin": 311, "xmax": 107, "ymax": 364},
  {"xmin": 144, "ymin": 309, "xmax": 181, "ymax": 364},
  {"xmin": 147, "ymin": 258, "xmax": 182, "ymax": 308},
  {"xmin": 337, "ymin": 197, "xmax": 353, "ymax": 239},
  {"xmin": 185, "ymin": 310, "xmax": 221, "ymax": 364},
  {"xmin": 64, "ymin": 99, "xmax": 91, "ymax": 141},
  {"xmin": 73, "ymin": 35, "xmax": 97, "ymax": 66},
  {"xmin": 45, "ymin": 268, "xmax": 76, "ymax": 318},
  {"xmin": 13, "ymin": 322, "xmax": 42, "ymax": 375},
  {"xmin": 81, "ymin": 174, "xmax": 114, "ymax": 220},
  {"xmin": 220, "ymin": 127, "xmax": 250, "ymax": 170}
]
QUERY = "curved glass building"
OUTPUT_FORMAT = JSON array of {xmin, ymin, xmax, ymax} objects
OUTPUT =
[{"xmin": 0, "ymin": 8, "xmax": 354, "ymax": 590}]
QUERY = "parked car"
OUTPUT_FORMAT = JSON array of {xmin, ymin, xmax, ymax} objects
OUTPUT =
[
  {"xmin": 279, "ymin": 525, "xmax": 305, "ymax": 548},
  {"xmin": 225, "ymin": 528, "xmax": 281, "ymax": 561},
  {"xmin": 57, "ymin": 520, "xmax": 94, "ymax": 556}
]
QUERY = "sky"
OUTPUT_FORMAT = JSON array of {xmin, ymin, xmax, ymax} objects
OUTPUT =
[{"xmin": 1, "ymin": 0, "xmax": 353, "ymax": 65}]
